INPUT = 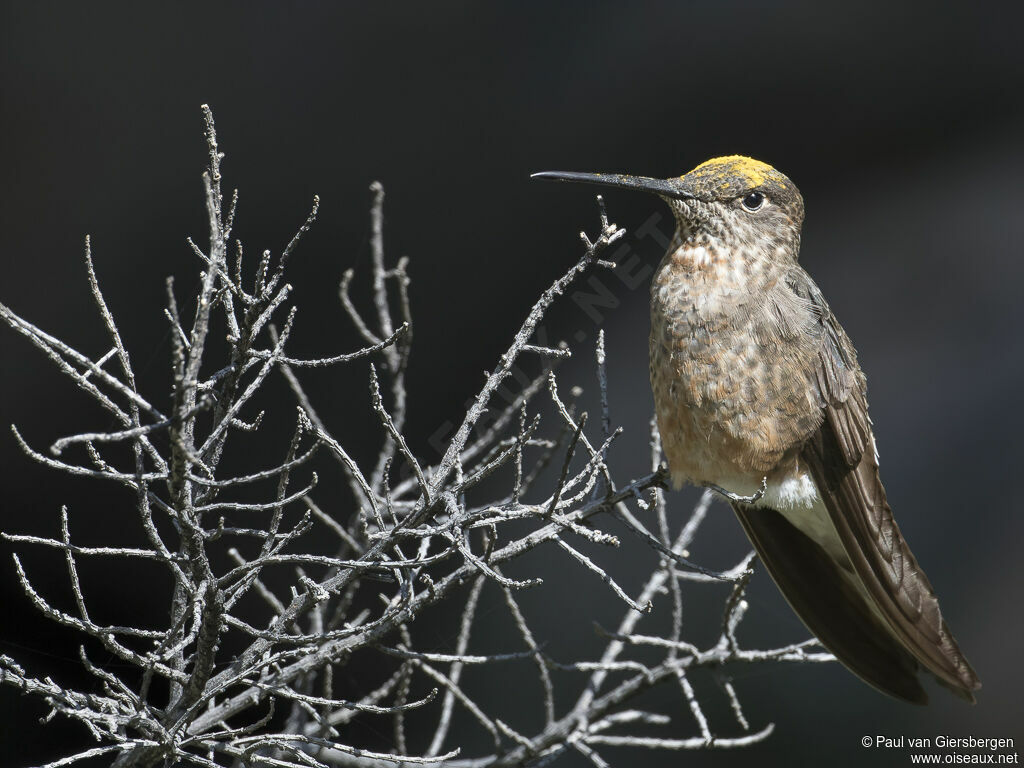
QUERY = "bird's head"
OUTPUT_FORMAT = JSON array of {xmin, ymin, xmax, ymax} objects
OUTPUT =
[{"xmin": 534, "ymin": 155, "xmax": 805, "ymax": 261}]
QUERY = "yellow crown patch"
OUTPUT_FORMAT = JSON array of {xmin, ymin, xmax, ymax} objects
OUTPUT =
[{"xmin": 688, "ymin": 155, "xmax": 777, "ymax": 188}]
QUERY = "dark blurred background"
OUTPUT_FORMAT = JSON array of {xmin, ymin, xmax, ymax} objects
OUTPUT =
[{"xmin": 2, "ymin": 2, "xmax": 1022, "ymax": 766}]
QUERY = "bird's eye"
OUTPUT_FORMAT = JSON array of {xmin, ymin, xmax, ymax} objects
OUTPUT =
[{"xmin": 741, "ymin": 191, "xmax": 765, "ymax": 212}]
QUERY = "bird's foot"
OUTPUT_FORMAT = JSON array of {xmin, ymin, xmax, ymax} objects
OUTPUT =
[{"xmin": 705, "ymin": 476, "xmax": 767, "ymax": 505}]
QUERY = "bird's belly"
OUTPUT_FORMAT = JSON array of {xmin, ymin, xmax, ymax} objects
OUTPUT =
[
  {"xmin": 649, "ymin": 278, "xmax": 821, "ymax": 491},
  {"xmin": 650, "ymin": 316, "xmax": 793, "ymax": 489}
]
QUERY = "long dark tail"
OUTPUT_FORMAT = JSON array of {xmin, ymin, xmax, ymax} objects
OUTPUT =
[{"xmin": 732, "ymin": 502, "xmax": 934, "ymax": 704}]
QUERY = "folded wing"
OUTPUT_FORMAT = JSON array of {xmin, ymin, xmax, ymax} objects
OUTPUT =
[{"xmin": 788, "ymin": 269, "xmax": 980, "ymax": 701}]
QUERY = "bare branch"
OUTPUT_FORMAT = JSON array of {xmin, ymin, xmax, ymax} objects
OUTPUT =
[{"xmin": 0, "ymin": 107, "xmax": 833, "ymax": 768}]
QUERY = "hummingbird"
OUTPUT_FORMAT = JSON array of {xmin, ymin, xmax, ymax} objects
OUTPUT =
[{"xmin": 533, "ymin": 156, "xmax": 980, "ymax": 703}]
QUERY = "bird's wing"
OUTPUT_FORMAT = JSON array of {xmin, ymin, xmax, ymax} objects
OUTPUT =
[{"xmin": 788, "ymin": 270, "xmax": 980, "ymax": 701}]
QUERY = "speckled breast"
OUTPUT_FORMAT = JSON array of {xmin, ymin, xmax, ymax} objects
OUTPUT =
[{"xmin": 649, "ymin": 241, "xmax": 821, "ymax": 491}]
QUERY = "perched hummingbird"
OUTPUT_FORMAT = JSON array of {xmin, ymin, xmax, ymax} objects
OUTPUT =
[{"xmin": 534, "ymin": 157, "xmax": 980, "ymax": 703}]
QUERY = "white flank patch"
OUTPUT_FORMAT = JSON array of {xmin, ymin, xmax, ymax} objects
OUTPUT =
[{"xmin": 760, "ymin": 473, "xmax": 819, "ymax": 509}]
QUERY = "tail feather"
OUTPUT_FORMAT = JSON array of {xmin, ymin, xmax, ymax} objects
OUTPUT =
[{"xmin": 732, "ymin": 501, "xmax": 931, "ymax": 704}]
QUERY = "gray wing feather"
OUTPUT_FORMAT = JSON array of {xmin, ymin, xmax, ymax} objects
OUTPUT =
[{"xmin": 787, "ymin": 269, "xmax": 980, "ymax": 700}]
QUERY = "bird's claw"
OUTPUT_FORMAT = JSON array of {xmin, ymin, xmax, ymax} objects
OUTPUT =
[{"xmin": 706, "ymin": 476, "xmax": 767, "ymax": 505}]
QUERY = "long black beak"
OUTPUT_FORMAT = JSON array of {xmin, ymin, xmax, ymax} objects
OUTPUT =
[{"xmin": 531, "ymin": 171, "xmax": 693, "ymax": 200}]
